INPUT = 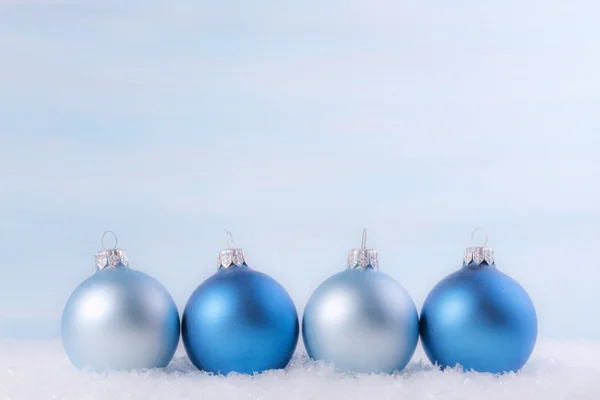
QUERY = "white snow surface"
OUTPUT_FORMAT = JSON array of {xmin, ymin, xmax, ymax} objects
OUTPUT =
[{"xmin": 0, "ymin": 339, "xmax": 599, "ymax": 400}]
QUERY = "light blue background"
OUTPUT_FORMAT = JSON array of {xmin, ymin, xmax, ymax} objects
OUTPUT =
[{"xmin": 0, "ymin": 0, "xmax": 598, "ymax": 340}]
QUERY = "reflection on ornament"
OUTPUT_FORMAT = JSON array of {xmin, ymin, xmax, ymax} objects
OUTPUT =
[
  {"xmin": 420, "ymin": 229, "xmax": 538, "ymax": 373},
  {"xmin": 302, "ymin": 229, "xmax": 419, "ymax": 374},
  {"xmin": 61, "ymin": 231, "xmax": 180, "ymax": 371},
  {"xmin": 182, "ymin": 231, "xmax": 299, "ymax": 375}
]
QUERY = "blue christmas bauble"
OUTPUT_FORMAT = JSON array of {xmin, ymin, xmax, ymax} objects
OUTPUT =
[
  {"xmin": 302, "ymin": 238, "xmax": 419, "ymax": 374},
  {"xmin": 420, "ymin": 243, "xmax": 537, "ymax": 373},
  {"xmin": 61, "ymin": 243, "xmax": 180, "ymax": 371},
  {"xmin": 182, "ymin": 247, "xmax": 299, "ymax": 375}
]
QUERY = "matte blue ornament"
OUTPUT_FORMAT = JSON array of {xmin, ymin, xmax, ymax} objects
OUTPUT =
[
  {"xmin": 420, "ymin": 230, "xmax": 538, "ymax": 373},
  {"xmin": 61, "ymin": 232, "xmax": 180, "ymax": 371},
  {"xmin": 302, "ymin": 230, "xmax": 419, "ymax": 374},
  {"xmin": 182, "ymin": 232, "xmax": 299, "ymax": 375}
]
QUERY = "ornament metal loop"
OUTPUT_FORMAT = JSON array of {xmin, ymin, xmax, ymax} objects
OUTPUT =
[
  {"xmin": 101, "ymin": 230, "xmax": 118, "ymax": 250},
  {"xmin": 96, "ymin": 231, "xmax": 128, "ymax": 270},
  {"xmin": 226, "ymin": 230, "xmax": 235, "ymax": 249},
  {"xmin": 470, "ymin": 228, "xmax": 488, "ymax": 247},
  {"xmin": 348, "ymin": 228, "xmax": 379, "ymax": 269}
]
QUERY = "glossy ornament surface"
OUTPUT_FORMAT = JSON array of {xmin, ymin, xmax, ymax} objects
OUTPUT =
[
  {"xmin": 420, "ymin": 231, "xmax": 538, "ymax": 373},
  {"xmin": 302, "ymin": 230, "xmax": 419, "ymax": 374},
  {"xmin": 61, "ymin": 232, "xmax": 180, "ymax": 371},
  {"xmin": 182, "ymin": 232, "xmax": 299, "ymax": 375}
]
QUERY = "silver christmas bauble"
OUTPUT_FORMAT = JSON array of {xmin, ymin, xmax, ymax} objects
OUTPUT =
[
  {"xmin": 302, "ymin": 230, "xmax": 419, "ymax": 373},
  {"xmin": 61, "ymin": 233, "xmax": 180, "ymax": 371}
]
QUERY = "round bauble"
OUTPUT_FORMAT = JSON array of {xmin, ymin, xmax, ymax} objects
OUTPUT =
[
  {"xmin": 302, "ymin": 230, "xmax": 419, "ymax": 374},
  {"xmin": 419, "ymin": 233, "xmax": 537, "ymax": 373},
  {"xmin": 182, "ymin": 234, "xmax": 299, "ymax": 375},
  {"xmin": 61, "ymin": 233, "xmax": 180, "ymax": 371}
]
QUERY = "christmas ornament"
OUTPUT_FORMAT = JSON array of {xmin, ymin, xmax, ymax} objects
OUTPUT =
[
  {"xmin": 302, "ymin": 229, "xmax": 419, "ymax": 374},
  {"xmin": 182, "ymin": 232, "xmax": 299, "ymax": 375},
  {"xmin": 419, "ymin": 229, "xmax": 538, "ymax": 373},
  {"xmin": 61, "ymin": 232, "xmax": 180, "ymax": 371}
]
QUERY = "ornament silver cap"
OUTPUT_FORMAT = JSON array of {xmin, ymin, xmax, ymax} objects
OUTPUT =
[
  {"xmin": 95, "ymin": 231, "xmax": 129, "ymax": 270},
  {"xmin": 347, "ymin": 229, "xmax": 379, "ymax": 269},
  {"xmin": 216, "ymin": 231, "xmax": 248, "ymax": 269},
  {"xmin": 463, "ymin": 228, "xmax": 495, "ymax": 266}
]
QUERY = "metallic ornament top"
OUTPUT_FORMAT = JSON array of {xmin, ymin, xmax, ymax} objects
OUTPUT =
[
  {"xmin": 217, "ymin": 249, "xmax": 247, "ymax": 269},
  {"xmin": 347, "ymin": 229, "xmax": 379, "ymax": 269},
  {"xmin": 463, "ymin": 228, "xmax": 495, "ymax": 266},
  {"xmin": 463, "ymin": 246, "xmax": 495, "ymax": 266},
  {"xmin": 216, "ymin": 231, "xmax": 248, "ymax": 269},
  {"xmin": 95, "ymin": 231, "xmax": 129, "ymax": 270}
]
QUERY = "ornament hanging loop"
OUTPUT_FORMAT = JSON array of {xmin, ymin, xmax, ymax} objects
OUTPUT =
[
  {"xmin": 470, "ymin": 228, "xmax": 488, "ymax": 247},
  {"xmin": 361, "ymin": 228, "xmax": 367, "ymax": 250},
  {"xmin": 101, "ymin": 231, "xmax": 118, "ymax": 250},
  {"xmin": 226, "ymin": 230, "xmax": 235, "ymax": 249}
]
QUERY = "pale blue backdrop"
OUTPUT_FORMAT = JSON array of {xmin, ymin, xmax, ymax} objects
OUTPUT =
[{"xmin": 0, "ymin": 0, "xmax": 598, "ymax": 340}]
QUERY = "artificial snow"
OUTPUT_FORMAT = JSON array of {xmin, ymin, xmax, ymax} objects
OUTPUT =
[{"xmin": 0, "ymin": 338, "xmax": 598, "ymax": 400}]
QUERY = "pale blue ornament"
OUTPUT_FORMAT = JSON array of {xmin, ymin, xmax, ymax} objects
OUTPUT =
[
  {"xmin": 420, "ymin": 230, "xmax": 538, "ymax": 373},
  {"xmin": 182, "ymin": 232, "xmax": 299, "ymax": 375},
  {"xmin": 61, "ymin": 232, "xmax": 180, "ymax": 371},
  {"xmin": 302, "ymin": 230, "xmax": 419, "ymax": 374}
]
